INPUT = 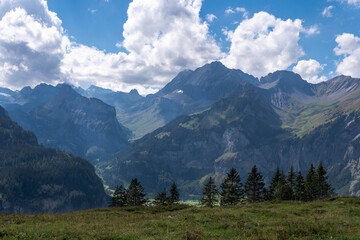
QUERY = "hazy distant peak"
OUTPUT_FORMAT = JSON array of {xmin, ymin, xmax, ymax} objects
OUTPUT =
[
  {"xmin": 260, "ymin": 70, "xmax": 303, "ymax": 84},
  {"xmin": 129, "ymin": 89, "xmax": 140, "ymax": 95}
]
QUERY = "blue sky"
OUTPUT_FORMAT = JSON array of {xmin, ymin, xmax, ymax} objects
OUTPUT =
[{"xmin": 0, "ymin": 0, "xmax": 360, "ymax": 94}]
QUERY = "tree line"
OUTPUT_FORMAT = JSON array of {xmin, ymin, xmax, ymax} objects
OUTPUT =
[
  {"xmin": 201, "ymin": 163, "xmax": 333, "ymax": 207},
  {"xmin": 110, "ymin": 162, "xmax": 333, "ymax": 207},
  {"xmin": 109, "ymin": 179, "xmax": 180, "ymax": 207}
]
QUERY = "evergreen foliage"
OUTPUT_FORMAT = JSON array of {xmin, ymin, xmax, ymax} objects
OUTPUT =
[
  {"xmin": 284, "ymin": 166, "xmax": 296, "ymax": 200},
  {"xmin": 314, "ymin": 162, "xmax": 333, "ymax": 199},
  {"xmin": 154, "ymin": 189, "xmax": 168, "ymax": 206},
  {"xmin": 126, "ymin": 178, "xmax": 147, "ymax": 206},
  {"xmin": 169, "ymin": 182, "xmax": 180, "ymax": 204},
  {"xmin": 200, "ymin": 177, "xmax": 218, "ymax": 207},
  {"xmin": 244, "ymin": 165, "xmax": 265, "ymax": 202},
  {"xmin": 274, "ymin": 171, "xmax": 286, "ymax": 200},
  {"xmin": 293, "ymin": 171, "xmax": 306, "ymax": 201},
  {"xmin": 220, "ymin": 168, "xmax": 243, "ymax": 206},
  {"xmin": 305, "ymin": 164, "xmax": 316, "ymax": 201},
  {"xmin": 109, "ymin": 185, "xmax": 127, "ymax": 207}
]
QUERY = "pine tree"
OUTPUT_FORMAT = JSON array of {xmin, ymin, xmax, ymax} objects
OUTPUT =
[
  {"xmin": 293, "ymin": 171, "xmax": 305, "ymax": 201},
  {"xmin": 274, "ymin": 171, "xmax": 286, "ymax": 200},
  {"xmin": 126, "ymin": 178, "xmax": 147, "ymax": 206},
  {"xmin": 305, "ymin": 164, "xmax": 316, "ymax": 201},
  {"xmin": 109, "ymin": 185, "xmax": 127, "ymax": 207},
  {"xmin": 314, "ymin": 162, "xmax": 333, "ymax": 199},
  {"xmin": 220, "ymin": 168, "xmax": 243, "ymax": 206},
  {"xmin": 245, "ymin": 165, "xmax": 265, "ymax": 202},
  {"xmin": 268, "ymin": 168, "xmax": 281, "ymax": 200},
  {"xmin": 169, "ymin": 182, "xmax": 180, "ymax": 204},
  {"xmin": 154, "ymin": 188, "xmax": 168, "ymax": 206},
  {"xmin": 200, "ymin": 177, "xmax": 218, "ymax": 207},
  {"xmin": 284, "ymin": 166, "xmax": 296, "ymax": 200}
]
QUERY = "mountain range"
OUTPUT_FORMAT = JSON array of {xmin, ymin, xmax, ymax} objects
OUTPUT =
[
  {"xmin": 98, "ymin": 64, "xmax": 360, "ymax": 198},
  {"xmin": 2, "ymin": 61, "xmax": 360, "ymax": 202},
  {"xmin": 0, "ymin": 84, "xmax": 131, "ymax": 163}
]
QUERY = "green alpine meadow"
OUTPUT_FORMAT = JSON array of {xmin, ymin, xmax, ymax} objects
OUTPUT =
[{"xmin": 0, "ymin": 198, "xmax": 360, "ymax": 239}]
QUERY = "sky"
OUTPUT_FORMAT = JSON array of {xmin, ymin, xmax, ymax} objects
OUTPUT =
[{"xmin": 0, "ymin": 0, "xmax": 360, "ymax": 95}]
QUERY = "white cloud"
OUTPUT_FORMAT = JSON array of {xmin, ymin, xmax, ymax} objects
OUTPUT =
[
  {"xmin": 0, "ymin": 3, "xmax": 66, "ymax": 89},
  {"xmin": 62, "ymin": 0, "xmax": 222, "ymax": 94},
  {"xmin": 334, "ymin": 33, "xmax": 360, "ymax": 77},
  {"xmin": 344, "ymin": 0, "xmax": 360, "ymax": 7},
  {"xmin": 221, "ymin": 11, "xmax": 315, "ymax": 78},
  {"xmin": 293, "ymin": 59, "xmax": 327, "ymax": 83},
  {"xmin": 225, "ymin": 8, "xmax": 235, "ymax": 15},
  {"xmin": 322, "ymin": 6, "xmax": 334, "ymax": 17},
  {"xmin": 0, "ymin": 0, "xmax": 222, "ymax": 95},
  {"xmin": 205, "ymin": 13, "xmax": 217, "ymax": 23},
  {"xmin": 225, "ymin": 7, "xmax": 248, "ymax": 18}
]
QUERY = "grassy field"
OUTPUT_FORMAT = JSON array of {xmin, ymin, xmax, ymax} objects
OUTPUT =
[{"xmin": 1, "ymin": 197, "xmax": 360, "ymax": 239}]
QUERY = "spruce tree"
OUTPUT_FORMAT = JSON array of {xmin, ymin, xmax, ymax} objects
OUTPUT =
[
  {"xmin": 200, "ymin": 177, "xmax": 218, "ymax": 207},
  {"xmin": 245, "ymin": 165, "xmax": 265, "ymax": 202},
  {"xmin": 284, "ymin": 166, "xmax": 296, "ymax": 200},
  {"xmin": 220, "ymin": 168, "xmax": 243, "ymax": 206},
  {"xmin": 169, "ymin": 182, "xmax": 180, "ymax": 204},
  {"xmin": 274, "ymin": 171, "xmax": 286, "ymax": 200},
  {"xmin": 305, "ymin": 164, "xmax": 316, "ymax": 201},
  {"xmin": 126, "ymin": 178, "xmax": 147, "ymax": 206},
  {"xmin": 314, "ymin": 162, "xmax": 333, "ymax": 199},
  {"xmin": 293, "ymin": 171, "xmax": 305, "ymax": 201},
  {"xmin": 154, "ymin": 188, "xmax": 168, "ymax": 206},
  {"xmin": 109, "ymin": 185, "xmax": 127, "ymax": 207},
  {"xmin": 268, "ymin": 168, "xmax": 281, "ymax": 200}
]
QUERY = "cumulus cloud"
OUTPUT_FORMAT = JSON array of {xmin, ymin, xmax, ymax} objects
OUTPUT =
[
  {"xmin": 221, "ymin": 12, "xmax": 316, "ymax": 78},
  {"xmin": 334, "ymin": 33, "xmax": 360, "ymax": 78},
  {"xmin": 0, "ymin": 0, "xmax": 222, "ymax": 95},
  {"xmin": 0, "ymin": 2, "xmax": 67, "ymax": 89},
  {"xmin": 322, "ymin": 6, "xmax": 334, "ymax": 17},
  {"xmin": 0, "ymin": 0, "xmax": 320, "ymax": 95},
  {"xmin": 293, "ymin": 59, "xmax": 327, "ymax": 83},
  {"xmin": 62, "ymin": 0, "xmax": 222, "ymax": 93},
  {"xmin": 205, "ymin": 13, "xmax": 217, "ymax": 23}
]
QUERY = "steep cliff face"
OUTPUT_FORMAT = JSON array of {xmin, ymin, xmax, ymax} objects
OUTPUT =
[{"xmin": 0, "ymin": 106, "xmax": 107, "ymax": 213}]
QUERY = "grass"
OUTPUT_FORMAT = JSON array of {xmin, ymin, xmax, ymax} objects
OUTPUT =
[{"xmin": 1, "ymin": 197, "xmax": 360, "ymax": 239}]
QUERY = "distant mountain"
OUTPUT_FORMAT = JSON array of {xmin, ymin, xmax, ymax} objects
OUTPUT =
[
  {"xmin": 100, "ymin": 73, "xmax": 360, "ymax": 198},
  {"xmin": 0, "ymin": 106, "xmax": 107, "ymax": 213},
  {"xmin": 91, "ymin": 61, "xmax": 259, "ymax": 138},
  {"xmin": 100, "ymin": 83, "xmax": 286, "ymax": 197},
  {"xmin": 0, "ymin": 84, "xmax": 131, "ymax": 162}
]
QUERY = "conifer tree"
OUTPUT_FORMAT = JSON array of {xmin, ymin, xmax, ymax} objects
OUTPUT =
[
  {"xmin": 154, "ymin": 188, "xmax": 168, "ymax": 206},
  {"xmin": 284, "ymin": 166, "xmax": 296, "ymax": 200},
  {"xmin": 294, "ymin": 171, "xmax": 305, "ymax": 201},
  {"xmin": 126, "ymin": 178, "xmax": 147, "ymax": 206},
  {"xmin": 305, "ymin": 164, "xmax": 316, "ymax": 201},
  {"xmin": 245, "ymin": 165, "xmax": 265, "ymax": 202},
  {"xmin": 200, "ymin": 177, "xmax": 218, "ymax": 207},
  {"xmin": 220, "ymin": 168, "xmax": 243, "ymax": 206},
  {"xmin": 109, "ymin": 185, "xmax": 127, "ymax": 207},
  {"xmin": 314, "ymin": 162, "xmax": 333, "ymax": 199},
  {"xmin": 268, "ymin": 168, "xmax": 281, "ymax": 200},
  {"xmin": 169, "ymin": 182, "xmax": 180, "ymax": 204},
  {"xmin": 274, "ymin": 171, "xmax": 286, "ymax": 200}
]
